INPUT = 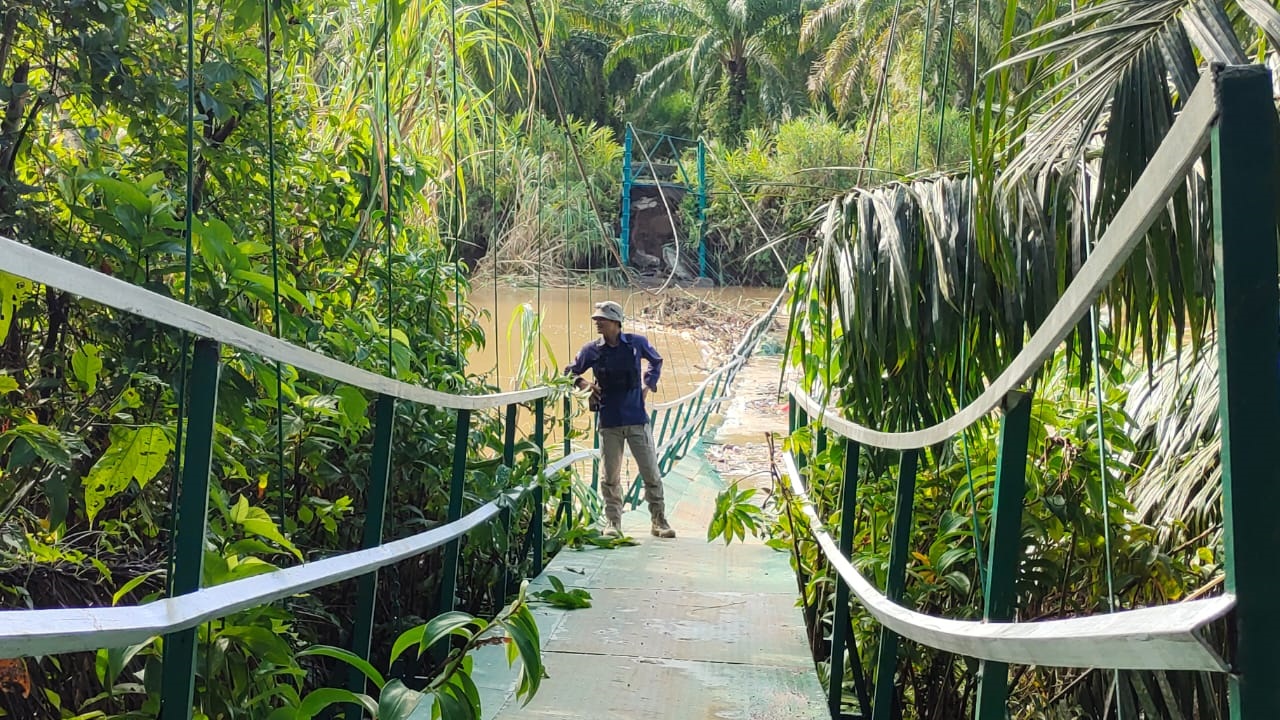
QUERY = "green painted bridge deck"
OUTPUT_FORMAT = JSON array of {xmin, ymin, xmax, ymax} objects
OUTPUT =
[{"xmin": 474, "ymin": 446, "xmax": 825, "ymax": 720}]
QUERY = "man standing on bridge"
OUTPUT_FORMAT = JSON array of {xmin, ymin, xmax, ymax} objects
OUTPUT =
[{"xmin": 566, "ymin": 300, "xmax": 676, "ymax": 539}]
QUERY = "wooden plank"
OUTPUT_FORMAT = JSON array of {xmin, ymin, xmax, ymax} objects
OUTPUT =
[
  {"xmin": 782, "ymin": 452, "xmax": 1232, "ymax": 672},
  {"xmin": 788, "ymin": 70, "xmax": 1220, "ymax": 450},
  {"xmin": 0, "ymin": 235, "xmax": 549, "ymax": 411}
]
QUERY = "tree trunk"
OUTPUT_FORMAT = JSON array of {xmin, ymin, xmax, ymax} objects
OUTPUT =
[{"xmin": 727, "ymin": 58, "xmax": 748, "ymax": 143}]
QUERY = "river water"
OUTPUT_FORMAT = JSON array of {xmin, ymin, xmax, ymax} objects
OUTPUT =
[
  {"xmin": 465, "ymin": 284, "xmax": 781, "ymax": 459},
  {"xmin": 466, "ymin": 285, "xmax": 780, "ymax": 402}
]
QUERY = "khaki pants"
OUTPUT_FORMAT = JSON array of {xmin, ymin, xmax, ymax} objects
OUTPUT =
[{"xmin": 599, "ymin": 423, "xmax": 666, "ymax": 526}]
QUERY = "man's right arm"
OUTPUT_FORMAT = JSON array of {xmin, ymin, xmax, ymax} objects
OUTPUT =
[{"xmin": 565, "ymin": 345, "xmax": 593, "ymax": 389}]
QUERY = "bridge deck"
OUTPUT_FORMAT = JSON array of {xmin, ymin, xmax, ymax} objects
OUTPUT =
[{"xmin": 475, "ymin": 444, "xmax": 824, "ymax": 720}]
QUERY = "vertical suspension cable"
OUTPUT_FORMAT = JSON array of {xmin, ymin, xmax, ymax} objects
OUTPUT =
[
  {"xmin": 536, "ymin": 110, "xmax": 544, "ymax": 375},
  {"xmin": 933, "ymin": 0, "xmax": 959, "ymax": 166},
  {"xmin": 491, "ymin": 0, "xmax": 500, "ymax": 385},
  {"xmin": 385, "ymin": 0, "xmax": 393, "ymax": 377},
  {"xmin": 911, "ymin": 0, "xmax": 937, "ymax": 171},
  {"xmin": 565, "ymin": 126, "xmax": 576, "ymax": 366},
  {"xmin": 167, "ymin": 0, "xmax": 199, "ymax": 593},
  {"xmin": 263, "ymin": 0, "xmax": 287, "ymax": 523},
  {"xmin": 958, "ymin": 0, "xmax": 987, "ymax": 591},
  {"xmin": 860, "ymin": 0, "xmax": 904, "ymax": 184},
  {"xmin": 450, "ymin": 0, "xmax": 462, "ymax": 364},
  {"xmin": 1083, "ymin": 158, "xmax": 1124, "ymax": 720}
]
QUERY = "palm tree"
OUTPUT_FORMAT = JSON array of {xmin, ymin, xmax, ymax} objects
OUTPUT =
[
  {"xmin": 604, "ymin": 0, "xmax": 815, "ymax": 141},
  {"xmin": 799, "ymin": 0, "xmax": 1034, "ymax": 119}
]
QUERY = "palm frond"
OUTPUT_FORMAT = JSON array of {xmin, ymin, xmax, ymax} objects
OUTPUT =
[{"xmin": 604, "ymin": 31, "xmax": 691, "ymax": 74}]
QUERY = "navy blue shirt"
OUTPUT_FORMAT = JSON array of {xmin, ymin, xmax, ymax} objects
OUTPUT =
[{"xmin": 568, "ymin": 333, "xmax": 663, "ymax": 428}]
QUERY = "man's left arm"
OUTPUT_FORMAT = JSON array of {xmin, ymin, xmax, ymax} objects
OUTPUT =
[{"xmin": 639, "ymin": 337, "xmax": 663, "ymax": 391}]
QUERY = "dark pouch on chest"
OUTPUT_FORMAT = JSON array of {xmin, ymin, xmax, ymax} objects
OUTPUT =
[{"xmin": 592, "ymin": 346, "xmax": 639, "ymax": 411}]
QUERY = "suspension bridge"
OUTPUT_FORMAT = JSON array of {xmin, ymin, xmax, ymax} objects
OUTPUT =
[{"xmin": 0, "ymin": 35, "xmax": 1278, "ymax": 720}]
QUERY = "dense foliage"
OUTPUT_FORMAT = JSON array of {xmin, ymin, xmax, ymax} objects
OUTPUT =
[
  {"xmin": 0, "ymin": 0, "xmax": 586, "ymax": 716},
  {"xmin": 2, "ymin": 0, "xmax": 1269, "ymax": 716}
]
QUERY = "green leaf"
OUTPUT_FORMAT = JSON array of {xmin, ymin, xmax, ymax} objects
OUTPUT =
[
  {"xmin": 389, "ymin": 612, "xmax": 478, "ymax": 667},
  {"xmin": 227, "ymin": 496, "xmax": 303, "ymax": 560},
  {"xmin": 0, "ymin": 374, "xmax": 18, "ymax": 394},
  {"xmin": 334, "ymin": 386, "xmax": 370, "ymax": 431},
  {"xmin": 378, "ymin": 680, "xmax": 432, "ymax": 720},
  {"xmin": 84, "ymin": 173, "xmax": 151, "ymax": 214},
  {"xmin": 297, "ymin": 646, "xmax": 386, "ymax": 690},
  {"xmin": 431, "ymin": 674, "xmax": 479, "ymax": 720},
  {"xmin": 231, "ymin": 269, "xmax": 312, "ymax": 308},
  {"xmin": 112, "ymin": 569, "xmax": 164, "ymax": 606},
  {"xmin": 83, "ymin": 426, "xmax": 173, "ymax": 522},
  {"xmin": 530, "ymin": 577, "xmax": 592, "ymax": 610},
  {"xmin": 498, "ymin": 606, "xmax": 543, "ymax": 704},
  {"xmin": 71, "ymin": 344, "xmax": 103, "ymax": 394},
  {"xmin": 294, "ymin": 688, "xmax": 376, "ymax": 719},
  {"xmin": 0, "ymin": 272, "xmax": 35, "ymax": 345},
  {"xmin": 96, "ymin": 639, "xmax": 154, "ymax": 689},
  {"xmin": 936, "ymin": 547, "xmax": 971, "ymax": 573},
  {"xmin": 941, "ymin": 571, "xmax": 972, "ymax": 597},
  {"xmin": 0, "ymin": 424, "xmax": 71, "ymax": 467},
  {"xmin": 216, "ymin": 625, "xmax": 295, "ymax": 666}
]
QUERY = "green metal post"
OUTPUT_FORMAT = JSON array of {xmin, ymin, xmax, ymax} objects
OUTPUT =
[
  {"xmin": 664, "ymin": 404, "xmax": 686, "ymax": 468},
  {"xmin": 694, "ymin": 375, "xmax": 724, "ymax": 438},
  {"xmin": 827, "ymin": 439, "xmax": 860, "ymax": 720},
  {"xmin": 564, "ymin": 396, "xmax": 573, "ymax": 457},
  {"xmin": 697, "ymin": 139, "xmax": 708, "ymax": 278},
  {"xmin": 533, "ymin": 398, "xmax": 545, "ymax": 573},
  {"xmin": 1212, "ymin": 64, "xmax": 1280, "ymax": 720},
  {"xmin": 561, "ymin": 396, "xmax": 572, "ymax": 531},
  {"xmin": 973, "ymin": 392, "xmax": 1032, "ymax": 720},
  {"xmin": 621, "ymin": 126, "xmax": 633, "ymax": 265},
  {"xmin": 655, "ymin": 407, "xmax": 672, "ymax": 448},
  {"xmin": 504, "ymin": 403, "xmax": 517, "ymax": 468},
  {"xmin": 872, "ymin": 449, "xmax": 919, "ymax": 720},
  {"xmin": 347, "ymin": 395, "xmax": 396, "ymax": 708},
  {"xmin": 159, "ymin": 339, "xmax": 221, "ymax": 720},
  {"xmin": 502, "ymin": 403, "xmax": 517, "ymax": 597},
  {"xmin": 438, "ymin": 408, "xmax": 471, "ymax": 615}
]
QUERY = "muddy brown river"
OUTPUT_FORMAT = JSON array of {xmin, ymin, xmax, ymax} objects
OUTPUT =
[
  {"xmin": 467, "ymin": 285, "xmax": 779, "ymax": 402},
  {"xmin": 465, "ymin": 284, "xmax": 781, "ymax": 454}
]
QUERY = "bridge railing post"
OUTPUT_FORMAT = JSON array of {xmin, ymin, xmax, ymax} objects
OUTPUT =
[
  {"xmin": 436, "ymin": 407, "xmax": 472, "ymax": 648},
  {"xmin": 346, "ymin": 394, "xmax": 396, "ymax": 710},
  {"xmin": 1211, "ymin": 63, "xmax": 1280, "ymax": 720},
  {"xmin": 973, "ymin": 392, "xmax": 1032, "ymax": 720},
  {"xmin": 827, "ymin": 438, "xmax": 859, "ymax": 719},
  {"xmin": 501, "ymin": 402, "xmax": 518, "ymax": 598},
  {"xmin": 695, "ymin": 374, "xmax": 724, "ymax": 438},
  {"xmin": 532, "ymin": 398, "xmax": 545, "ymax": 574},
  {"xmin": 159, "ymin": 339, "xmax": 221, "ymax": 720},
  {"xmin": 559, "ymin": 395, "xmax": 573, "ymax": 531},
  {"xmin": 871, "ymin": 449, "xmax": 918, "ymax": 720}
]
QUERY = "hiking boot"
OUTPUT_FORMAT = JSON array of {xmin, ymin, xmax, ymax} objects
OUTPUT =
[
  {"xmin": 602, "ymin": 520, "xmax": 623, "ymax": 538},
  {"xmin": 651, "ymin": 515, "xmax": 676, "ymax": 539}
]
